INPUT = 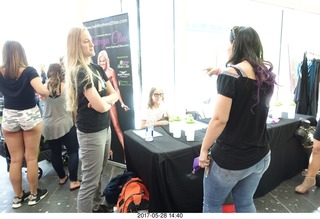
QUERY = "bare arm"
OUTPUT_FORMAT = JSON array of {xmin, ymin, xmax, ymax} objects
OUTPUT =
[
  {"xmin": 141, "ymin": 116, "xmax": 169, "ymax": 129},
  {"xmin": 198, "ymin": 94, "xmax": 232, "ymax": 167},
  {"xmin": 105, "ymin": 80, "xmax": 119, "ymax": 105},
  {"xmin": 30, "ymin": 77, "xmax": 50, "ymax": 99},
  {"xmin": 141, "ymin": 120, "xmax": 147, "ymax": 129},
  {"xmin": 203, "ymin": 67, "xmax": 222, "ymax": 77},
  {"xmin": 109, "ymin": 69, "xmax": 130, "ymax": 111},
  {"xmin": 84, "ymin": 81, "xmax": 118, "ymax": 113}
]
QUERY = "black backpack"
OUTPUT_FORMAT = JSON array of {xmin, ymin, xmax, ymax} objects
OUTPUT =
[{"xmin": 103, "ymin": 171, "xmax": 137, "ymax": 205}]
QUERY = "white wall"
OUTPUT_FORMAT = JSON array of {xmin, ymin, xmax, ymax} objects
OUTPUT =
[
  {"xmin": 1, "ymin": 0, "xmax": 320, "ymax": 123},
  {"xmin": 0, "ymin": 0, "xmax": 85, "ymax": 69},
  {"xmin": 250, "ymin": 0, "xmax": 320, "ymax": 15}
]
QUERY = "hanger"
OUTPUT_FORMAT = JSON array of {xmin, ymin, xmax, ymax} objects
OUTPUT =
[{"xmin": 305, "ymin": 51, "xmax": 320, "ymax": 60}]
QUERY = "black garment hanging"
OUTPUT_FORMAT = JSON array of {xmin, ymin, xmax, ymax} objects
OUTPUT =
[
  {"xmin": 294, "ymin": 52, "xmax": 309, "ymax": 114},
  {"xmin": 309, "ymin": 59, "xmax": 320, "ymax": 116},
  {"xmin": 294, "ymin": 51, "xmax": 320, "ymax": 116}
]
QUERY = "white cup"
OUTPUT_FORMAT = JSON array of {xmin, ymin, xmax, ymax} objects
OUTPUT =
[
  {"xmin": 185, "ymin": 129, "xmax": 195, "ymax": 141},
  {"xmin": 287, "ymin": 105, "xmax": 296, "ymax": 119},
  {"xmin": 173, "ymin": 122, "xmax": 181, "ymax": 138},
  {"xmin": 169, "ymin": 120, "xmax": 175, "ymax": 133}
]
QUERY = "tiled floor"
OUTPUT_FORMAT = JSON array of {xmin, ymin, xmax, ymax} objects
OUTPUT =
[
  {"xmin": 0, "ymin": 155, "xmax": 320, "ymax": 214},
  {"xmin": 0, "ymin": 157, "xmax": 125, "ymax": 213}
]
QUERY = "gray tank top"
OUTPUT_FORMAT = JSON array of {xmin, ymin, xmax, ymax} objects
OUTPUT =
[{"xmin": 42, "ymin": 90, "xmax": 74, "ymax": 140}]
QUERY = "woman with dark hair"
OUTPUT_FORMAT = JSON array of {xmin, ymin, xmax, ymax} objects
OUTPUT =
[
  {"xmin": 42, "ymin": 63, "xmax": 81, "ymax": 191},
  {"xmin": 199, "ymin": 26, "xmax": 277, "ymax": 212}
]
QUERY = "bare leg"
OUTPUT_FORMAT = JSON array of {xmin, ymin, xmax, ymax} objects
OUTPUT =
[
  {"xmin": 3, "ymin": 129, "xmax": 24, "ymax": 198},
  {"xmin": 109, "ymin": 105, "xmax": 124, "ymax": 150},
  {"xmin": 23, "ymin": 123, "xmax": 43, "ymax": 195},
  {"xmin": 295, "ymin": 139, "xmax": 320, "ymax": 193},
  {"xmin": 306, "ymin": 139, "xmax": 320, "ymax": 177}
]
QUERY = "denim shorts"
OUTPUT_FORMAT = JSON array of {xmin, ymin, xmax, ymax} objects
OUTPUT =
[{"xmin": 2, "ymin": 106, "xmax": 42, "ymax": 132}]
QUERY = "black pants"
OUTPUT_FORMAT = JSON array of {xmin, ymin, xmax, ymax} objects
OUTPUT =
[{"xmin": 47, "ymin": 125, "xmax": 79, "ymax": 182}]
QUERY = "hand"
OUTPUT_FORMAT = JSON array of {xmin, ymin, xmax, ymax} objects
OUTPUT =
[
  {"xmin": 121, "ymin": 103, "xmax": 130, "ymax": 111},
  {"xmin": 198, "ymin": 150, "xmax": 211, "ymax": 168},
  {"xmin": 203, "ymin": 67, "xmax": 221, "ymax": 77},
  {"xmin": 38, "ymin": 94, "xmax": 47, "ymax": 100}
]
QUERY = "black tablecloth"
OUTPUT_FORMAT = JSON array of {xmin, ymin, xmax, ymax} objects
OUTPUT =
[{"xmin": 124, "ymin": 114, "xmax": 316, "ymax": 212}]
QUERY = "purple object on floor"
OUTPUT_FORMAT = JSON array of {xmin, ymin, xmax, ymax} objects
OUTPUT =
[{"xmin": 192, "ymin": 156, "xmax": 200, "ymax": 174}]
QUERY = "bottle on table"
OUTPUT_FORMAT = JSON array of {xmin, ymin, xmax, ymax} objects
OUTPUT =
[{"xmin": 145, "ymin": 113, "xmax": 154, "ymax": 142}]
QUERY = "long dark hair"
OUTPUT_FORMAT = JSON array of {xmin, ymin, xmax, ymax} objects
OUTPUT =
[{"xmin": 227, "ymin": 26, "xmax": 276, "ymax": 106}]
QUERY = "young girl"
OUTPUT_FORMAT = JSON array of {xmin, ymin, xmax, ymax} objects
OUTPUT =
[{"xmin": 141, "ymin": 87, "xmax": 169, "ymax": 129}]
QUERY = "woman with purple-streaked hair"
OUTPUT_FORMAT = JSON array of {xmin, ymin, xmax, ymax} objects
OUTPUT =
[{"xmin": 199, "ymin": 26, "xmax": 277, "ymax": 212}]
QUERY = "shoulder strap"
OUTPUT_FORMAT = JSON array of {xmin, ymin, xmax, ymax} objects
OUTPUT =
[{"xmin": 230, "ymin": 65, "xmax": 243, "ymax": 77}]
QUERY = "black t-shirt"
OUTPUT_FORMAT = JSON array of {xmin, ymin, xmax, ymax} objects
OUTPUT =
[
  {"xmin": 76, "ymin": 63, "xmax": 110, "ymax": 133},
  {"xmin": 0, "ymin": 66, "xmax": 39, "ymax": 110},
  {"xmin": 211, "ymin": 66, "xmax": 271, "ymax": 170}
]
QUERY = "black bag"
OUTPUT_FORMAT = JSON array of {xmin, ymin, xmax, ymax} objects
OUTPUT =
[{"xmin": 103, "ymin": 171, "xmax": 137, "ymax": 205}]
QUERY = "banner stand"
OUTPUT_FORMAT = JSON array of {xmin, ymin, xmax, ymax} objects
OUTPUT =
[{"xmin": 84, "ymin": 13, "xmax": 135, "ymax": 166}]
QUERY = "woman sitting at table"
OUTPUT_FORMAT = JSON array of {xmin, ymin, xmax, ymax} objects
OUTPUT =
[{"xmin": 141, "ymin": 87, "xmax": 170, "ymax": 129}]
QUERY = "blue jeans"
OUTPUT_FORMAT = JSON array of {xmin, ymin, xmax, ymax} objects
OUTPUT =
[{"xmin": 203, "ymin": 151, "xmax": 271, "ymax": 213}]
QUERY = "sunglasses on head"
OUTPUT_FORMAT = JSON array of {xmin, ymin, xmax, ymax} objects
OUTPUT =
[{"xmin": 230, "ymin": 26, "xmax": 239, "ymax": 42}]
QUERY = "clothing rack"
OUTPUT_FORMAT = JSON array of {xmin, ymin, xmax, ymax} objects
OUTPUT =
[{"xmin": 305, "ymin": 51, "xmax": 320, "ymax": 60}]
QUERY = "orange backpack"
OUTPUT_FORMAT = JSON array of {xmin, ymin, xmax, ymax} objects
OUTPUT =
[{"xmin": 116, "ymin": 177, "xmax": 149, "ymax": 213}]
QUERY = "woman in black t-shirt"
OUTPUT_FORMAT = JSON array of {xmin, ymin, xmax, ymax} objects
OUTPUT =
[
  {"xmin": 65, "ymin": 27, "xmax": 118, "ymax": 213},
  {"xmin": 199, "ymin": 26, "xmax": 276, "ymax": 213},
  {"xmin": 0, "ymin": 41, "xmax": 50, "ymax": 208}
]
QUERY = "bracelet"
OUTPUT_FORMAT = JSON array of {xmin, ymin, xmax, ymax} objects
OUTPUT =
[{"xmin": 121, "ymin": 103, "xmax": 125, "ymax": 108}]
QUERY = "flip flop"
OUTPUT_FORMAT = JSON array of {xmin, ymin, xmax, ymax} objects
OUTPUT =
[
  {"xmin": 59, "ymin": 175, "xmax": 69, "ymax": 185},
  {"xmin": 70, "ymin": 180, "xmax": 81, "ymax": 191},
  {"xmin": 70, "ymin": 185, "xmax": 80, "ymax": 191}
]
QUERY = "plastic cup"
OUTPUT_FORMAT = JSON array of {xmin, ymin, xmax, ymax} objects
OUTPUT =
[
  {"xmin": 173, "ymin": 124, "xmax": 181, "ymax": 138},
  {"xmin": 169, "ymin": 119, "xmax": 175, "ymax": 133},
  {"xmin": 185, "ymin": 120, "xmax": 195, "ymax": 141},
  {"xmin": 287, "ymin": 104, "xmax": 296, "ymax": 119},
  {"xmin": 185, "ymin": 128, "xmax": 195, "ymax": 141}
]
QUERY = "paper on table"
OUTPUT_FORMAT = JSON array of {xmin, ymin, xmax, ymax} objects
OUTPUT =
[{"xmin": 133, "ymin": 129, "xmax": 163, "ymax": 139}]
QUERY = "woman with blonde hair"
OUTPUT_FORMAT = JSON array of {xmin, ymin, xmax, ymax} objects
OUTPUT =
[
  {"xmin": 0, "ymin": 40, "xmax": 50, "ymax": 208},
  {"xmin": 65, "ymin": 27, "xmax": 118, "ymax": 213},
  {"xmin": 97, "ymin": 50, "xmax": 130, "ymax": 153}
]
